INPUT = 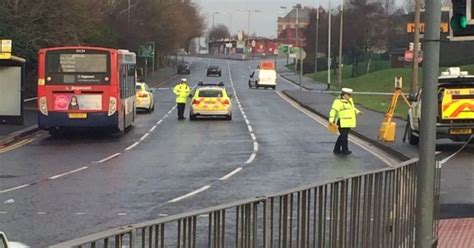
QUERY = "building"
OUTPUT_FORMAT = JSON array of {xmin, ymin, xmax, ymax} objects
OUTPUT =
[{"xmin": 277, "ymin": 5, "xmax": 312, "ymax": 47}]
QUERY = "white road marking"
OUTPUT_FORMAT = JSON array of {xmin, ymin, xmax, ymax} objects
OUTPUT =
[
  {"xmin": 245, "ymin": 153, "xmax": 257, "ymax": 164},
  {"xmin": 125, "ymin": 142, "xmax": 140, "ymax": 151},
  {"xmin": 93, "ymin": 153, "xmax": 121, "ymax": 164},
  {"xmin": 219, "ymin": 167, "xmax": 243, "ymax": 180},
  {"xmin": 0, "ymin": 211, "xmax": 7, "ymax": 214},
  {"xmin": 0, "ymin": 184, "xmax": 30, "ymax": 194},
  {"xmin": 168, "ymin": 185, "xmax": 211, "ymax": 203},
  {"xmin": 150, "ymin": 125, "xmax": 157, "ymax": 132},
  {"xmin": 140, "ymin": 133, "xmax": 150, "ymax": 141},
  {"xmin": 250, "ymin": 133, "xmax": 256, "ymax": 141},
  {"xmin": 37, "ymin": 212, "xmax": 47, "ymax": 215},
  {"xmin": 248, "ymin": 125, "xmax": 253, "ymax": 133},
  {"xmin": 157, "ymin": 119, "xmax": 163, "ymax": 125},
  {"xmin": 3, "ymin": 198, "xmax": 14, "ymax": 204},
  {"xmin": 118, "ymin": 213, "xmax": 127, "ymax": 216},
  {"xmin": 253, "ymin": 142, "xmax": 259, "ymax": 152},
  {"xmin": 75, "ymin": 212, "xmax": 86, "ymax": 215},
  {"xmin": 276, "ymin": 91, "xmax": 399, "ymax": 166},
  {"xmin": 48, "ymin": 166, "xmax": 88, "ymax": 180},
  {"xmin": 159, "ymin": 213, "xmax": 169, "ymax": 217},
  {"xmin": 245, "ymin": 119, "xmax": 250, "ymax": 125}
]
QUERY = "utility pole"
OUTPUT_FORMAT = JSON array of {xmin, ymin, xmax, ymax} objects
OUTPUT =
[
  {"xmin": 248, "ymin": 11, "xmax": 251, "ymax": 39},
  {"xmin": 338, "ymin": 2, "xmax": 343, "ymax": 88},
  {"xmin": 327, "ymin": 0, "xmax": 332, "ymax": 89},
  {"xmin": 295, "ymin": 6, "xmax": 299, "ymax": 75},
  {"xmin": 314, "ymin": 7, "xmax": 320, "ymax": 73},
  {"xmin": 415, "ymin": 0, "xmax": 440, "ymax": 246},
  {"xmin": 411, "ymin": 0, "xmax": 422, "ymax": 97}
]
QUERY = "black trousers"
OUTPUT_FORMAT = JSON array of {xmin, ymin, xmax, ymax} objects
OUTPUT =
[
  {"xmin": 177, "ymin": 103, "xmax": 186, "ymax": 119},
  {"xmin": 334, "ymin": 127, "xmax": 351, "ymax": 152}
]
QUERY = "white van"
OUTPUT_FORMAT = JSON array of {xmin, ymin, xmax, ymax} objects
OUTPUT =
[{"xmin": 248, "ymin": 69, "xmax": 277, "ymax": 89}]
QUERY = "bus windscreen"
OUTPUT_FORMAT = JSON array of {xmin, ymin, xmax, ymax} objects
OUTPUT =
[{"xmin": 46, "ymin": 50, "xmax": 110, "ymax": 84}]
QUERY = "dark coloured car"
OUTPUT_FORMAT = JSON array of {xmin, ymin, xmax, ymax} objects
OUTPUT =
[
  {"xmin": 177, "ymin": 62, "xmax": 191, "ymax": 74},
  {"xmin": 206, "ymin": 66, "xmax": 221, "ymax": 77}
]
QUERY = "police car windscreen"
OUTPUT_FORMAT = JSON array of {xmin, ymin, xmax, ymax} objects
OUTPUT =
[
  {"xmin": 198, "ymin": 90, "xmax": 223, "ymax": 97},
  {"xmin": 46, "ymin": 50, "xmax": 110, "ymax": 84}
]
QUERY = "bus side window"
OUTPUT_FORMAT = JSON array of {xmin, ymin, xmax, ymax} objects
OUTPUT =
[
  {"xmin": 127, "ymin": 66, "xmax": 136, "ymax": 97},
  {"xmin": 121, "ymin": 65, "xmax": 127, "ymax": 99}
]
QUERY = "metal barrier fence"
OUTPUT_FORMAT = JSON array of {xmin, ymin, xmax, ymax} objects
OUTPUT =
[{"xmin": 51, "ymin": 158, "xmax": 439, "ymax": 248}]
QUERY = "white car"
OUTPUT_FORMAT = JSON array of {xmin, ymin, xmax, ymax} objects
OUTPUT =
[
  {"xmin": 135, "ymin": 82, "xmax": 155, "ymax": 113},
  {"xmin": 248, "ymin": 69, "xmax": 277, "ymax": 89},
  {"xmin": 0, "ymin": 232, "xmax": 30, "ymax": 248}
]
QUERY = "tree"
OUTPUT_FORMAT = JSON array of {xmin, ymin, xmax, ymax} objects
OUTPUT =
[{"xmin": 208, "ymin": 24, "xmax": 230, "ymax": 41}]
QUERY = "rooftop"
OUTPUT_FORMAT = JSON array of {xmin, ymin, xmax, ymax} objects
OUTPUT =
[{"xmin": 279, "ymin": 7, "xmax": 312, "ymax": 21}]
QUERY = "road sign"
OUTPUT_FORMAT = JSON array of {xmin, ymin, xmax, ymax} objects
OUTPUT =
[
  {"xmin": 138, "ymin": 42, "xmax": 155, "ymax": 58},
  {"xmin": 290, "ymin": 47, "xmax": 306, "ymax": 60},
  {"xmin": 406, "ymin": 23, "xmax": 449, "ymax": 33},
  {"xmin": 0, "ymin": 39, "xmax": 12, "ymax": 60},
  {"xmin": 278, "ymin": 44, "xmax": 289, "ymax": 54}
]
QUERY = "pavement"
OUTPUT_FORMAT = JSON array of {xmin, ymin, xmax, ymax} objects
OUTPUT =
[{"xmin": 0, "ymin": 57, "xmax": 387, "ymax": 247}]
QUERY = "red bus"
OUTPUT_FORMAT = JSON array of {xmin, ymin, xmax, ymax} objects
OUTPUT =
[{"xmin": 37, "ymin": 46, "xmax": 137, "ymax": 135}]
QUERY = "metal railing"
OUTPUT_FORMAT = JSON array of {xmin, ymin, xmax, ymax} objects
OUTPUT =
[{"xmin": 51, "ymin": 158, "xmax": 439, "ymax": 248}]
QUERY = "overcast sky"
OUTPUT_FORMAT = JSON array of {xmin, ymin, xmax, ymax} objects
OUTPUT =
[
  {"xmin": 193, "ymin": 0, "xmax": 330, "ymax": 38},
  {"xmin": 193, "ymin": 0, "xmax": 404, "ymax": 38}
]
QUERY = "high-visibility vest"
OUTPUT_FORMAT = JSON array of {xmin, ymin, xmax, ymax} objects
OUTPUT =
[
  {"xmin": 329, "ymin": 97, "xmax": 360, "ymax": 128},
  {"xmin": 173, "ymin": 83, "xmax": 191, "ymax": 103}
]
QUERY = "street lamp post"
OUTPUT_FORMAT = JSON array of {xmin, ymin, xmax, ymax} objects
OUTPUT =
[
  {"xmin": 327, "ymin": 0, "xmax": 332, "ymax": 90},
  {"xmin": 338, "ymin": 0, "xmax": 343, "ymax": 88},
  {"xmin": 295, "ymin": 6, "xmax": 299, "ymax": 76},
  {"xmin": 314, "ymin": 7, "xmax": 320, "ymax": 74}
]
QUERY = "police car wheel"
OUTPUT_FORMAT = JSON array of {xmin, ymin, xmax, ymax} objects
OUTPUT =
[{"xmin": 407, "ymin": 119, "xmax": 419, "ymax": 145}]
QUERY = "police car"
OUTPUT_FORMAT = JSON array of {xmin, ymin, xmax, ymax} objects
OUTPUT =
[
  {"xmin": 189, "ymin": 82, "xmax": 232, "ymax": 120},
  {"xmin": 407, "ymin": 67, "xmax": 474, "ymax": 144}
]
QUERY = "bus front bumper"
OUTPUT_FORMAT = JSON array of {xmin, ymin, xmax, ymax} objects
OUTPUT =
[{"xmin": 38, "ymin": 112, "xmax": 118, "ymax": 129}]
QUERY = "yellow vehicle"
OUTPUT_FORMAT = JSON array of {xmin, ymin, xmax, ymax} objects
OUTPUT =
[
  {"xmin": 135, "ymin": 82, "xmax": 155, "ymax": 113},
  {"xmin": 407, "ymin": 67, "xmax": 474, "ymax": 144},
  {"xmin": 189, "ymin": 82, "xmax": 232, "ymax": 120}
]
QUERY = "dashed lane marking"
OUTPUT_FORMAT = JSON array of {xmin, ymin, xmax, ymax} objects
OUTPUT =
[
  {"xmin": 245, "ymin": 153, "xmax": 257, "ymax": 164},
  {"xmin": 48, "ymin": 166, "xmax": 88, "ymax": 180},
  {"xmin": 140, "ymin": 133, "xmax": 150, "ymax": 141},
  {"xmin": 219, "ymin": 167, "xmax": 243, "ymax": 181},
  {"xmin": 118, "ymin": 213, "xmax": 127, "ymax": 216},
  {"xmin": 37, "ymin": 212, "xmax": 47, "ymax": 215},
  {"xmin": 150, "ymin": 125, "xmax": 157, "ymax": 132},
  {"xmin": 125, "ymin": 142, "xmax": 140, "ymax": 151},
  {"xmin": 248, "ymin": 125, "xmax": 253, "ymax": 133},
  {"xmin": 253, "ymin": 142, "xmax": 259, "ymax": 152},
  {"xmin": 250, "ymin": 133, "xmax": 256, "ymax": 141},
  {"xmin": 168, "ymin": 185, "xmax": 211, "ymax": 203},
  {"xmin": 92, "ymin": 153, "xmax": 121, "ymax": 164},
  {"xmin": 0, "ymin": 184, "xmax": 30, "ymax": 194},
  {"xmin": 0, "ymin": 211, "xmax": 7, "ymax": 214}
]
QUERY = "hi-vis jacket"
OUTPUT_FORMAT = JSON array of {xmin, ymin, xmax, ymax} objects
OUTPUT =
[
  {"xmin": 173, "ymin": 83, "xmax": 191, "ymax": 103},
  {"xmin": 329, "ymin": 97, "xmax": 361, "ymax": 128}
]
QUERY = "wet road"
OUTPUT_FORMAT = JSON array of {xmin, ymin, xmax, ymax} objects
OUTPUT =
[{"xmin": 0, "ymin": 58, "xmax": 386, "ymax": 247}]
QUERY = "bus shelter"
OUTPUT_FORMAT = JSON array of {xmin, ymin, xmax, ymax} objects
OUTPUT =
[{"xmin": 0, "ymin": 55, "xmax": 26, "ymax": 125}]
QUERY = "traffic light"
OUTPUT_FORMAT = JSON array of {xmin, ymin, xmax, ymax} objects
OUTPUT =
[{"xmin": 450, "ymin": 0, "xmax": 474, "ymax": 40}]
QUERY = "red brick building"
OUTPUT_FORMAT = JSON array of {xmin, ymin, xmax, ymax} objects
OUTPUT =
[{"xmin": 277, "ymin": 6, "xmax": 311, "ymax": 47}]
